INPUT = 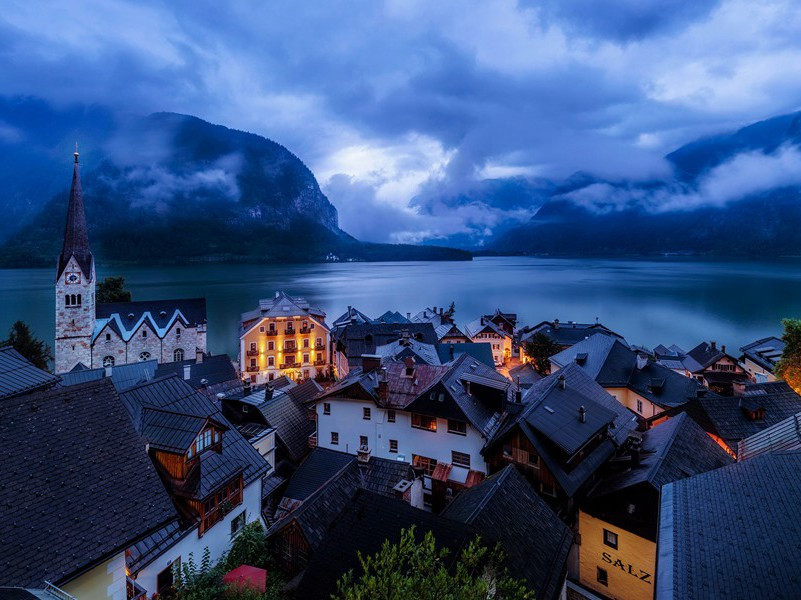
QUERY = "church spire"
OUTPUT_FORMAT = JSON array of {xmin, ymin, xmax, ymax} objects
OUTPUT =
[{"xmin": 57, "ymin": 146, "xmax": 93, "ymax": 280}]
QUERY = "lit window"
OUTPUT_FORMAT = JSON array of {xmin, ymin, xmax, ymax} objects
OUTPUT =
[
  {"xmin": 452, "ymin": 451, "xmax": 471, "ymax": 468},
  {"xmin": 303, "ymin": 353, "xmax": 310, "ymax": 364},
  {"xmin": 597, "ymin": 568, "xmax": 608, "ymax": 587},
  {"xmin": 387, "ymin": 409, "xmax": 396, "ymax": 423},
  {"xmin": 303, "ymin": 338, "xmax": 309, "ymax": 348},
  {"xmin": 331, "ymin": 432, "xmax": 339, "ymax": 445},
  {"xmin": 411, "ymin": 413, "xmax": 436, "ymax": 431},
  {"xmin": 268, "ymin": 341, "xmax": 274, "ymax": 350},
  {"xmin": 268, "ymin": 356, "xmax": 274, "ymax": 367},
  {"xmin": 174, "ymin": 348, "xmax": 184, "ymax": 362},
  {"xmin": 102, "ymin": 356, "xmax": 115, "ymax": 367},
  {"xmin": 603, "ymin": 529, "xmax": 618, "ymax": 550},
  {"xmin": 363, "ymin": 407, "xmax": 371, "ymax": 420},
  {"xmin": 412, "ymin": 454, "xmax": 438, "ymax": 476},
  {"xmin": 389, "ymin": 439, "xmax": 398, "ymax": 453},
  {"xmin": 139, "ymin": 351, "xmax": 151, "ymax": 361},
  {"xmin": 528, "ymin": 452, "xmax": 539, "ymax": 467},
  {"xmin": 447, "ymin": 420, "xmax": 467, "ymax": 435},
  {"xmin": 323, "ymin": 403, "xmax": 331, "ymax": 415}
]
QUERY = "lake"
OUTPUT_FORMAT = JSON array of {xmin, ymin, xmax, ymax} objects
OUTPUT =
[{"xmin": 2, "ymin": 257, "xmax": 799, "ymax": 360}]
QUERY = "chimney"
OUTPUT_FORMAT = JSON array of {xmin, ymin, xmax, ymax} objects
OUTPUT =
[
  {"xmin": 732, "ymin": 380, "xmax": 747, "ymax": 396},
  {"xmin": 554, "ymin": 318, "xmax": 560, "ymax": 329},
  {"xmin": 104, "ymin": 365, "xmax": 113, "ymax": 377},
  {"xmin": 196, "ymin": 349, "xmax": 204, "ymax": 363},
  {"xmin": 406, "ymin": 312, "xmax": 411, "ymax": 320},
  {"xmin": 579, "ymin": 405, "xmax": 586, "ymax": 423},
  {"xmin": 631, "ymin": 447, "xmax": 641, "ymax": 467},
  {"xmin": 400, "ymin": 330, "xmax": 411, "ymax": 346},
  {"xmin": 378, "ymin": 367, "xmax": 389, "ymax": 401},
  {"xmin": 275, "ymin": 291, "xmax": 279, "ymax": 298},
  {"xmin": 558, "ymin": 374, "xmax": 566, "ymax": 390},
  {"xmin": 183, "ymin": 365, "xmax": 192, "ymax": 380},
  {"xmin": 711, "ymin": 341, "xmax": 717, "ymax": 351},
  {"xmin": 362, "ymin": 354, "xmax": 382, "ymax": 373},
  {"xmin": 404, "ymin": 356, "xmax": 416, "ymax": 377},
  {"xmin": 721, "ymin": 344, "xmax": 726, "ymax": 354}
]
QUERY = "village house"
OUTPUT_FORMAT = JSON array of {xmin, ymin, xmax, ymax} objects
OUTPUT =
[
  {"xmin": 239, "ymin": 291, "xmax": 331, "ymax": 384},
  {"xmin": 54, "ymin": 150, "xmax": 207, "ymax": 374},
  {"xmin": 484, "ymin": 363, "xmax": 638, "ymax": 516},
  {"xmin": 312, "ymin": 353, "xmax": 511, "ymax": 511},
  {"xmin": 519, "ymin": 319, "xmax": 625, "ymax": 351},
  {"xmin": 655, "ymin": 341, "xmax": 749, "ymax": 395},
  {"xmin": 435, "ymin": 322, "xmax": 471, "ymax": 344},
  {"xmin": 464, "ymin": 316, "xmax": 513, "ymax": 366},
  {"xmin": 550, "ymin": 335, "xmax": 706, "ymax": 427},
  {"xmin": 570, "ymin": 413, "xmax": 731, "ymax": 600},
  {"xmin": 737, "ymin": 407, "xmax": 801, "ymax": 460},
  {"xmin": 332, "ymin": 321, "xmax": 437, "ymax": 376},
  {"xmin": 681, "ymin": 380, "xmax": 801, "ymax": 457},
  {"xmin": 739, "ymin": 335, "xmax": 785, "ymax": 382},
  {"xmin": 656, "ymin": 451, "xmax": 801, "ymax": 599},
  {"xmin": 331, "ymin": 306, "xmax": 372, "ymax": 331},
  {"xmin": 372, "ymin": 310, "xmax": 412, "ymax": 324},
  {"xmin": 0, "ymin": 352, "xmax": 179, "ymax": 600},
  {"xmin": 119, "ymin": 375, "xmax": 270, "ymax": 596}
]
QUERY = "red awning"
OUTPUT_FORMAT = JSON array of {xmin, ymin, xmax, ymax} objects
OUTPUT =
[{"xmin": 222, "ymin": 565, "xmax": 267, "ymax": 593}]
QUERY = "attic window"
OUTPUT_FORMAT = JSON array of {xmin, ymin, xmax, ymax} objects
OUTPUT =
[
  {"xmin": 450, "ymin": 384, "xmax": 460, "ymax": 393},
  {"xmin": 544, "ymin": 405, "xmax": 555, "ymax": 414},
  {"xmin": 128, "ymin": 313, "xmax": 135, "ymax": 319},
  {"xmin": 470, "ymin": 362, "xmax": 478, "ymax": 370},
  {"xmin": 160, "ymin": 311, "xmax": 167, "ymax": 317}
]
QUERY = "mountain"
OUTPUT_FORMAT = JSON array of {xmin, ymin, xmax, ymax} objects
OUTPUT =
[
  {"xmin": 0, "ymin": 98, "xmax": 469, "ymax": 265},
  {"xmin": 490, "ymin": 111, "xmax": 801, "ymax": 257}
]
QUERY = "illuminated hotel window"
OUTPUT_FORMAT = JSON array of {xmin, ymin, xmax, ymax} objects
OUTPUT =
[{"xmin": 603, "ymin": 529, "xmax": 618, "ymax": 550}]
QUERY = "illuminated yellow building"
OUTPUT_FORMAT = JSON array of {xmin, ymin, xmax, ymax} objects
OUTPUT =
[{"xmin": 239, "ymin": 291, "xmax": 331, "ymax": 383}]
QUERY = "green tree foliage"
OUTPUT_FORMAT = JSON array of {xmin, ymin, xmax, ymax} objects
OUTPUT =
[
  {"xmin": 333, "ymin": 527, "xmax": 534, "ymax": 600},
  {"xmin": 444, "ymin": 302, "xmax": 456, "ymax": 319},
  {"xmin": 3, "ymin": 320, "xmax": 52, "ymax": 370},
  {"xmin": 225, "ymin": 522, "xmax": 273, "ymax": 571},
  {"xmin": 96, "ymin": 276, "xmax": 132, "ymax": 303},
  {"xmin": 522, "ymin": 332, "xmax": 561, "ymax": 376},
  {"xmin": 776, "ymin": 318, "xmax": 801, "ymax": 394}
]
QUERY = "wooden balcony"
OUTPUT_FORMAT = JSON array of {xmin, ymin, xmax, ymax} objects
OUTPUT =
[
  {"xmin": 246, "ymin": 349, "xmax": 259, "ymax": 357},
  {"xmin": 279, "ymin": 362, "xmax": 298, "ymax": 370},
  {"xmin": 265, "ymin": 329, "xmax": 278, "ymax": 336},
  {"xmin": 314, "ymin": 359, "xmax": 326, "ymax": 366},
  {"xmin": 315, "ymin": 343, "xmax": 325, "ymax": 350},
  {"xmin": 284, "ymin": 329, "xmax": 295, "ymax": 336},
  {"xmin": 246, "ymin": 365, "xmax": 260, "ymax": 372}
]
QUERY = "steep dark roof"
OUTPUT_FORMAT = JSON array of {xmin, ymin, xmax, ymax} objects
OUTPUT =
[
  {"xmin": 283, "ymin": 448, "xmax": 356, "ymax": 502},
  {"xmin": 141, "ymin": 407, "xmax": 208, "ymax": 453},
  {"xmin": 293, "ymin": 489, "xmax": 476, "ymax": 600},
  {"xmin": 443, "ymin": 466, "xmax": 573, "ymax": 600},
  {"xmin": 0, "ymin": 346, "xmax": 60, "ymax": 400},
  {"xmin": 436, "ymin": 341, "xmax": 495, "ymax": 367},
  {"xmin": 254, "ymin": 388, "xmax": 314, "ymax": 464},
  {"xmin": 551, "ymin": 336, "xmax": 704, "ymax": 409},
  {"xmin": 658, "ymin": 451, "xmax": 801, "ymax": 599},
  {"xmin": 686, "ymin": 341, "xmax": 731, "ymax": 371},
  {"xmin": 338, "ymin": 322, "xmax": 438, "ymax": 363},
  {"xmin": 684, "ymin": 381, "xmax": 801, "ymax": 454},
  {"xmin": 491, "ymin": 363, "xmax": 637, "ymax": 497},
  {"xmin": 0, "ymin": 589, "xmax": 45, "ymax": 600},
  {"xmin": 591, "ymin": 413, "xmax": 732, "ymax": 498},
  {"xmin": 522, "ymin": 321, "xmax": 624, "ymax": 347},
  {"xmin": 287, "ymin": 379, "xmax": 323, "ymax": 406},
  {"xmin": 119, "ymin": 375, "xmax": 269, "ymax": 486},
  {"xmin": 57, "ymin": 359, "xmax": 158, "ymax": 391},
  {"xmin": 740, "ymin": 336, "xmax": 785, "ymax": 372},
  {"xmin": 96, "ymin": 297, "xmax": 207, "ymax": 329},
  {"xmin": 508, "ymin": 362, "xmax": 543, "ymax": 388},
  {"xmin": 0, "ymin": 379, "xmax": 178, "ymax": 588},
  {"xmin": 371, "ymin": 310, "xmax": 411, "ymax": 325},
  {"xmin": 56, "ymin": 153, "xmax": 93, "ymax": 280},
  {"xmin": 155, "ymin": 354, "xmax": 238, "ymax": 389}
]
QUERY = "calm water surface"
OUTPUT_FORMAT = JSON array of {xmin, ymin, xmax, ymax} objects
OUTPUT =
[{"xmin": 2, "ymin": 257, "xmax": 799, "ymax": 359}]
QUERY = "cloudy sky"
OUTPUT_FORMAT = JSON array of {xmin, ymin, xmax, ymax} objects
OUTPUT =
[{"xmin": 2, "ymin": 0, "xmax": 801, "ymax": 242}]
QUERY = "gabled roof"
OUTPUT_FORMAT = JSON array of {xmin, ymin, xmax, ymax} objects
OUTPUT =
[
  {"xmin": 375, "ymin": 338, "xmax": 441, "ymax": 365},
  {"xmin": 241, "ymin": 292, "xmax": 328, "ymax": 332},
  {"xmin": 56, "ymin": 153, "xmax": 93, "ymax": 280},
  {"xmin": 0, "ymin": 346, "xmax": 59, "ymax": 400},
  {"xmin": 658, "ymin": 451, "xmax": 801, "ymax": 599},
  {"xmin": 57, "ymin": 359, "xmax": 158, "ymax": 391},
  {"xmin": 435, "ymin": 341, "xmax": 495, "ymax": 367},
  {"xmin": 491, "ymin": 363, "xmax": 637, "ymax": 497},
  {"xmin": 508, "ymin": 362, "xmax": 543, "ymax": 388},
  {"xmin": 252, "ymin": 388, "xmax": 314, "ymax": 463},
  {"xmin": 155, "ymin": 354, "xmax": 238, "ymax": 389},
  {"xmin": 740, "ymin": 335, "xmax": 785, "ymax": 372},
  {"xmin": 738, "ymin": 411, "xmax": 801, "ymax": 460},
  {"xmin": 464, "ymin": 317, "xmax": 510, "ymax": 339},
  {"xmin": 371, "ymin": 310, "xmax": 411, "ymax": 325},
  {"xmin": 141, "ymin": 407, "xmax": 210, "ymax": 453},
  {"xmin": 684, "ymin": 381, "xmax": 801, "ymax": 455},
  {"xmin": 442, "ymin": 466, "xmax": 572, "ymax": 600},
  {"xmin": 332, "ymin": 306, "xmax": 372, "ymax": 329},
  {"xmin": 521, "ymin": 320, "xmax": 624, "ymax": 347},
  {"xmin": 0, "ymin": 378, "xmax": 178, "ymax": 588},
  {"xmin": 119, "ymin": 375, "xmax": 269, "ymax": 486},
  {"xmin": 337, "ymin": 322, "xmax": 438, "ymax": 363},
  {"xmin": 685, "ymin": 341, "xmax": 732, "ymax": 371},
  {"xmin": 287, "ymin": 379, "xmax": 324, "ymax": 406},
  {"xmin": 293, "ymin": 489, "xmax": 477, "ymax": 600},
  {"xmin": 95, "ymin": 298, "xmax": 206, "ymax": 343},
  {"xmin": 551, "ymin": 336, "xmax": 704, "ymax": 409},
  {"xmin": 434, "ymin": 322, "xmax": 467, "ymax": 340},
  {"xmin": 591, "ymin": 413, "xmax": 732, "ymax": 498}
]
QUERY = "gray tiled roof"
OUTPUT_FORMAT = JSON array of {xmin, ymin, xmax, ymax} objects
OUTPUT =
[
  {"xmin": 254, "ymin": 388, "xmax": 314, "ymax": 464},
  {"xmin": 740, "ymin": 335, "xmax": 785, "ymax": 373},
  {"xmin": 521, "ymin": 320, "xmax": 624, "ymax": 347},
  {"xmin": 141, "ymin": 407, "xmax": 208, "ymax": 453},
  {"xmin": 371, "ymin": 310, "xmax": 411, "ymax": 325},
  {"xmin": 658, "ymin": 451, "xmax": 801, "ymax": 599},
  {"xmin": 57, "ymin": 359, "xmax": 158, "ymax": 391},
  {"xmin": 0, "ymin": 379, "xmax": 178, "ymax": 588},
  {"xmin": 155, "ymin": 354, "xmax": 238, "ymax": 389},
  {"xmin": 287, "ymin": 379, "xmax": 324, "ymax": 406},
  {"xmin": 283, "ymin": 448, "xmax": 356, "ymax": 501},
  {"xmin": 375, "ymin": 338, "xmax": 441, "ymax": 365},
  {"xmin": 443, "ymin": 466, "xmax": 573, "ymax": 600},
  {"xmin": 0, "ymin": 346, "xmax": 60, "ymax": 400},
  {"xmin": 436, "ymin": 341, "xmax": 495, "ymax": 367},
  {"xmin": 337, "ymin": 322, "xmax": 438, "ymax": 364}
]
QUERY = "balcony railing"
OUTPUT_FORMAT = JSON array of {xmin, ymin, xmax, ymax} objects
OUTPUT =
[
  {"xmin": 284, "ymin": 329, "xmax": 295, "ymax": 335},
  {"xmin": 280, "ymin": 362, "xmax": 298, "ymax": 370},
  {"xmin": 314, "ymin": 358, "xmax": 326, "ymax": 366},
  {"xmin": 315, "ymin": 342, "xmax": 325, "ymax": 350},
  {"xmin": 246, "ymin": 349, "xmax": 259, "ymax": 357},
  {"xmin": 43, "ymin": 583, "xmax": 77, "ymax": 600},
  {"xmin": 308, "ymin": 433, "xmax": 317, "ymax": 448},
  {"xmin": 300, "ymin": 327, "xmax": 310, "ymax": 334},
  {"xmin": 265, "ymin": 329, "xmax": 278, "ymax": 336},
  {"xmin": 246, "ymin": 365, "xmax": 260, "ymax": 372},
  {"xmin": 283, "ymin": 346, "xmax": 297, "ymax": 353}
]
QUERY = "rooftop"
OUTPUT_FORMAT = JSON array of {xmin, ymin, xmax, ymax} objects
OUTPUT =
[{"xmin": 0, "ymin": 346, "xmax": 59, "ymax": 400}]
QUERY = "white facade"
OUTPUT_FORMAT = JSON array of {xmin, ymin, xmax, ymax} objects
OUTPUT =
[
  {"xmin": 314, "ymin": 397, "xmax": 489, "ymax": 474},
  {"xmin": 470, "ymin": 331, "xmax": 512, "ymax": 366},
  {"xmin": 131, "ymin": 479, "xmax": 264, "ymax": 595},
  {"xmin": 251, "ymin": 428, "xmax": 277, "ymax": 475}
]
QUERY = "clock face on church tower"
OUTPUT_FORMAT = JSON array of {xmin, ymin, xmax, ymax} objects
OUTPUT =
[{"xmin": 66, "ymin": 272, "xmax": 81, "ymax": 284}]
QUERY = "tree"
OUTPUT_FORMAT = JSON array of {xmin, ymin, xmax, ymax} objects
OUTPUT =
[
  {"xmin": 443, "ymin": 302, "xmax": 456, "ymax": 320},
  {"xmin": 776, "ymin": 318, "xmax": 801, "ymax": 394},
  {"xmin": 97, "ymin": 276, "xmax": 132, "ymax": 303},
  {"xmin": 523, "ymin": 332, "xmax": 561, "ymax": 376},
  {"xmin": 333, "ymin": 527, "xmax": 533, "ymax": 600},
  {"xmin": 3, "ymin": 320, "xmax": 52, "ymax": 370},
  {"xmin": 225, "ymin": 521, "xmax": 272, "ymax": 571}
]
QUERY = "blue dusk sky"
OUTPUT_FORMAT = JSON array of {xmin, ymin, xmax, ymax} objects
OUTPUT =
[{"xmin": 2, "ymin": 0, "xmax": 801, "ymax": 242}]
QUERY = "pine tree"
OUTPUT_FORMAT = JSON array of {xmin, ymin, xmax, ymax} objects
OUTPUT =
[{"xmin": 3, "ymin": 321, "xmax": 52, "ymax": 371}]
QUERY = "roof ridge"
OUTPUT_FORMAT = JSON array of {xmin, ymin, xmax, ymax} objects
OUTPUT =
[
  {"xmin": 460, "ymin": 466, "xmax": 510, "ymax": 524},
  {"xmin": 646, "ymin": 414, "xmax": 687, "ymax": 485}
]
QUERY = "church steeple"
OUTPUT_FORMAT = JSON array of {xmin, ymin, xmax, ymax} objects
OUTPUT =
[{"xmin": 57, "ymin": 146, "xmax": 93, "ymax": 281}]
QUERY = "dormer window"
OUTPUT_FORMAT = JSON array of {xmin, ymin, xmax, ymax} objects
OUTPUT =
[{"xmin": 190, "ymin": 426, "xmax": 222, "ymax": 458}]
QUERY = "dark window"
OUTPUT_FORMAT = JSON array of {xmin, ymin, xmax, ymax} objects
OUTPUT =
[
  {"xmin": 65, "ymin": 294, "xmax": 71, "ymax": 307},
  {"xmin": 603, "ymin": 529, "xmax": 618, "ymax": 550},
  {"xmin": 105, "ymin": 333, "xmax": 111, "ymax": 341},
  {"xmin": 268, "ymin": 341, "xmax": 274, "ymax": 350},
  {"xmin": 597, "ymin": 567, "xmax": 608, "ymax": 587},
  {"xmin": 389, "ymin": 439, "xmax": 398, "ymax": 453},
  {"xmin": 76, "ymin": 294, "xmax": 81, "ymax": 306},
  {"xmin": 541, "ymin": 480, "xmax": 556, "ymax": 497},
  {"xmin": 452, "ymin": 451, "xmax": 471, "ymax": 468},
  {"xmin": 447, "ymin": 419, "xmax": 467, "ymax": 435},
  {"xmin": 503, "ymin": 444, "xmax": 512, "ymax": 458},
  {"xmin": 528, "ymin": 452, "xmax": 539, "ymax": 466},
  {"xmin": 142, "ymin": 329, "xmax": 147, "ymax": 338},
  {"xmin": 331, "ymin": 432, "xmax": 339, "ymax": 445},
  {"xmin": 363, "ymin": 407, "xmax": 371, "ymax": 420},
  {"xmin": 323, "ymin": 403, "xmax": 331, "ymax": 415},
  {"xmin": 387, "ymin": 409, "xmax": 396, "ymax": 423},
  {"xmin": 360, "ymin": 435, "xmax": 368, "ymax": 447},
  {"xmin": 230, "ymin": 511, "xmax": 246, "ymax": 538},
  {"xmin": 411, "ymin": 413, "xmax": 437, "ymax": 431},
  {"xmin": 176, "ymin": 327, "xmax": 181, "ymax": 336}
]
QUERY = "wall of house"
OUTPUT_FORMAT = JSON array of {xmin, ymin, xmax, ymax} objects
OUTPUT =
[
  {"xmin": 90, "ymin": 319, "xmax": 202, "ymax": 368},
  {"xmin": 240, "ymin": 316, "xmax": 330, "ymax": 384},
  {"xmin": 252, "ymin": 429, "xmax": 276, "ymax": 475},
  {"xmin": 741, "ymin": 357, "xmax": 776, "ymax": 383},
  {"xmin": 315, "ymin": 397, "xmax": 489, "ymax": 473},
  {"xmin": 577, "ymin": 511, "xmax": 655, "ymax": 600},
  {"xmin": 606, "ymin": 387, "xmax": 662, "ymax": 420},
  {"xmin": 132, "ymin": 480, "xmax": 264, "ymax": 596},
  {"xmin": 470, "ymin": 333, "xmax": 511, "ymax": 365},
  {"xmin": 62, "ymin": 552, "xmax": 127, "ymax": 600}
]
